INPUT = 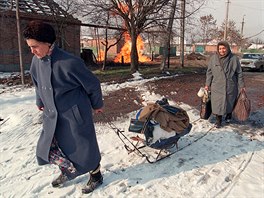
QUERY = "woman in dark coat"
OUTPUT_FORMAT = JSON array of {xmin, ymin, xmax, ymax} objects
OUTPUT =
[
  {"xmin": 205, "ymin": 41, "xmax": 245, "ymax": 128},
  {"xmin": 23, "ymin": 20, "xmax": 103, "ymax": 194}
]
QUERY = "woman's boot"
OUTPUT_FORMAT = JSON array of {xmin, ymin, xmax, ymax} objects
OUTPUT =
[
  {"xmin": 51, "ymin": 171, "xmax": 68, "ymax": 187},
  {"xmin": 215, "ymin": 115, "xmax": 222, "ymax": 128},
  {"xmin": 82, "ymin": 164, "xmax": 103, "ymax": 194},
  {"xmin": 225, "ymin": 113, "xmax": 232, "ymax": 123}
]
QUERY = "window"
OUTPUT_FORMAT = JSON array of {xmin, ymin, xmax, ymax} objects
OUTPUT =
[{"xmin": 242, "ymin": 54, "xmax": 261, "ymax": 59}]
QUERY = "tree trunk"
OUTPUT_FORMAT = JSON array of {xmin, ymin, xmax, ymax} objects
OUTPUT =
[
  {"xmin": 102, "ymin": 27, "xmax": 108, "ymax": 70},
  {"xmin": 180, "ymin": 0, "xmax": 185, "ymax": 67},
  {"xmin": 102, "ymin": 44, "xmax": 107, "ymax": 70},
  {"xmin": 160, "ymin": 38, "xmax": 168, "ymax": 71},
  {"xmin": 102, "ymin": 12, "xmax": 110, "ymax": 71},
  {"xmin": 130, "ymin": 30, "xmax": 139, "ymax": 73}
]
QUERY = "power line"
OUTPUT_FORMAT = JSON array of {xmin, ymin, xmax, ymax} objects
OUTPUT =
[{"xmin": 244, "ymin": 29, "xmax": 264, "ymax": 39}]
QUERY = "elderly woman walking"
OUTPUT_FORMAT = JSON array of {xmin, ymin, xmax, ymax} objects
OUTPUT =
[
  {"xmin": 205, "ymin": 41, "xmax": 245, "ymax": 128},
  {"xmin": 23, "ymin": 20, "xmax": 104, "ymax": 194}
]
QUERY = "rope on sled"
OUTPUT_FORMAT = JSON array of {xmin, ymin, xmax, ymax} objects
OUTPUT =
[{"xmin": 100, "ymin": 112, "xmax": 152, "ymax": 161}]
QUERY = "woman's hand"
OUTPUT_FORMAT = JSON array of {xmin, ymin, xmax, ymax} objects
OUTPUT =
[{"xmin": 94, "ymin": 108, "xmax": 103, "ymax": 114}]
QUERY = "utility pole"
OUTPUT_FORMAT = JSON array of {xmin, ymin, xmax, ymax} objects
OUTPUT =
[
  {"xmin": 223, "ymin": 0, "xmax": 230, "ymax": 41},
  {"xmin": 241, "ymin": 15, "xmax": 245, "ymax": 37},
  {"xmin": 160, "ymin": 0, "xmax": 177, "ymax": 71},
  {"xmin": 166, "ymin": 0, "xmax": 177, "ymax": 69},
  {"xmin": 180, "ymin": 0, "xmax": 185, "ymax": 67},
  {"xmin": 16, "ymin": 0, "xmax": 25, "ymax": 85}
]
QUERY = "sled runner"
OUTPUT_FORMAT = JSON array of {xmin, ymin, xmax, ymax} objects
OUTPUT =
[{"xmin": 104, "ymin": 98, "xmax": 192, "ymax": 163}]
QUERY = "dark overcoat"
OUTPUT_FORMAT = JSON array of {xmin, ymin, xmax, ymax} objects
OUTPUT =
[
  {"xmin": 206, "ymin": 52, "xmax": 244, "ymax": 115},
  {"xmin": 30, "ymin": 46, "xmax": 103, "ymax": 175}
]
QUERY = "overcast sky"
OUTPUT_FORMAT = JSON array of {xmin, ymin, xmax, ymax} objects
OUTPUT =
[{"xmin": 200, "ymin": 0, "xmax": 264, "ymax": 40}]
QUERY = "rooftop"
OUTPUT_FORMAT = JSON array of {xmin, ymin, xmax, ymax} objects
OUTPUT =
[{"xmin": 0, "ymin": 0, "xmax": 74, "ymax": 19}]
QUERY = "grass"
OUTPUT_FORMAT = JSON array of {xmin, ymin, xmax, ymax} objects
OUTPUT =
[
  {"xmin": 92, "ymin": 62, "xmax": 207, "ymax": 83},
  {"xmin": 92, "ymin": 67, "xmax": 132, "ymax": 83}
]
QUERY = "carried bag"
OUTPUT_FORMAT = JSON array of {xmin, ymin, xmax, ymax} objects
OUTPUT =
[
  {"xmin": 200, "ymin": 90, "xmax": 212, "ymax": 120},
  {"xmin": 128, "ymin": 119, "xmax": 145, "ymax": 133},
  {"xmin": 233, "ymin": 89, "xmax": 251, "ymax": 121}
]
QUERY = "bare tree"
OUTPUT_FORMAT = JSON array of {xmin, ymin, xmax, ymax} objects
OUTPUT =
[
  {"xmin": 56, "ymin": 0, "xmax": 207, "ymax": 72},
  {"xmin": 199, "ymin": 14, "xmax": 217, "ymax": 43},
  {"xmin": 52, "ymin": 0, "xmax": 83, "ymax": 49},
  {"xmin": 159, "ymin": 0, "xmax": 206, "ymax": 70},
  {"xmin": 54, "ymin": 0, "xmax": 80, "ymax": 15},
  {"xmin": 218, "ymin": 20, "xmax": 243, "ymax": 46},
  {"xmin": 81, "ymin": 0, "xmax": 171, "ymax": 72},
  {"xmin": 101, "ymin": 12, "xmax": 125, "ymax": 70}
]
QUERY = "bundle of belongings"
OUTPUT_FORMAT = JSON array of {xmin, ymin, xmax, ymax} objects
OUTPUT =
[{"xmin": 128, "ymin": 98, "xmax": 192, "ymax": 150}]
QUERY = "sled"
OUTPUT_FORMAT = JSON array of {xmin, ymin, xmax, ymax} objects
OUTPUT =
[
  {"xmin": 104, "ymin": 98, "xmax": 192, "ymax": 163},
  {"xmin": 128, "ymin": 122, "xmax": 192, "ymax": 163}
]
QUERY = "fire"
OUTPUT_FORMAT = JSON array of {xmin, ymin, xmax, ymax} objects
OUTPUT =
[
  {"xmin": 97, "ymin": 50, "xmax": 105, "ymax": 61},
  {"xmin": 114, "ymin": 33, "xmax": 150, "ymax": 63}
]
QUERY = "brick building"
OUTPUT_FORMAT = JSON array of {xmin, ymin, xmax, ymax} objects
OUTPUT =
[
  {"xmin": 0, "ymin": 0, "xmax": 81, "ymax": 72},
  {"xmin": 192, "ymin": 39, "xmax": 239, "ymax": 54}
]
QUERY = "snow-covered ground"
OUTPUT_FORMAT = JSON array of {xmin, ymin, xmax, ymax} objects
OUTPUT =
[{"xmin": 0, "ymin": 72, "xmax": 263, "ymax": 198}]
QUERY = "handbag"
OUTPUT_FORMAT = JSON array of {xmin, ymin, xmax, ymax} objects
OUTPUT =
[
  {"xmin": 128, "ymin": 119, "xmax": 145, "ymax": 133},
  {"xmin": 200, "ymin": 90, "xmax": 212, "ymax": 120},
  {"xmin": 233, "ymin": 89, "xmax": 251, "ymax": 121}
]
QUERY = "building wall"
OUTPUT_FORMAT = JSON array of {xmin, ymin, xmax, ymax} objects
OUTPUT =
[
  {"xmin": 0, "ymin": 11, "xmax": 81, "ymax": 72},
  {"xmin": 0, "ymin": 14, "xmax": 31, "ymax": 72},
  {"xmin": 205, "ymin": 45, "xmax": 239, "ymax": 54},
  {"xmin": 192, "ymin": 44, "xmax": 239, "ymax": 54}
]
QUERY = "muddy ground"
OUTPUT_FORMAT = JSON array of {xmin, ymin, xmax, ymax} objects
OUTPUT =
[{"xmin": 98, "ymin": 71, "xmax": 264, "ymax": 122}]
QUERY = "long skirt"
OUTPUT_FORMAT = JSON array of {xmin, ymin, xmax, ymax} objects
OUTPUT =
[{"xmin": 49, "ymin": 138, "xmax": 77, "ymax": 178}]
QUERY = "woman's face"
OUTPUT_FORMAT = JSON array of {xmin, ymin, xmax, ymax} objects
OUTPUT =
[
  {"xmin": 218, "ymin": 45, "xmax": 227, "ymax": 56},
  {"xmin": 26, "ymin": 39, "xmax": 51, "ymax": 59}
]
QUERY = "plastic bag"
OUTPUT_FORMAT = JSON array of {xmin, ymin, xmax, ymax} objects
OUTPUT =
[
  {"xmin": 200, "ymin": 90, "xmax": 212, "ymax": 120},
  {"xmin": 233, "ymin": 89, "xmax": 251, "ymax": 121}
]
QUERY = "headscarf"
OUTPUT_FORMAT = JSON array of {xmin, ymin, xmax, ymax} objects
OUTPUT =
[
  {"xmin": 216, "ymin": 41, "xmax": 233, "ymax": 73},
  {"xmin": 217, "ymin": 41, "xmax": 231, "ymax": 58}
]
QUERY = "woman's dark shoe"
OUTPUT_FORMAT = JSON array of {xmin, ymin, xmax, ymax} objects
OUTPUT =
[
  {"xmin": 52, "ymin": 173, "xmax": 69, "ymax": 187},
  {"xmin": 51, "ymin": 169, "xmax": 77, "ymax": 187},
  {"xmin": 225, "ymin": 113, "xmax": 232, "ymax": 123},
  {"xmin": 215, "ymin": 115, "xmax": 222, "ymax": 128},
  {"xmin": 82, "ymin": 171, "xmax": 103, "ymax": 194}
]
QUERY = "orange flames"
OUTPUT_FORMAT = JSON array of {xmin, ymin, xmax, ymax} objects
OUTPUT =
[
  {"xmin": 114, "ymin": 33, "xmax": 150, "ymax": 63},
  {"xmin": 97, "ymin": 50, "xmax": 105, "ymax": 62},
  {"xmin": 98, "ymin": 3, "xmax": 150, "ymax": 63}
]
